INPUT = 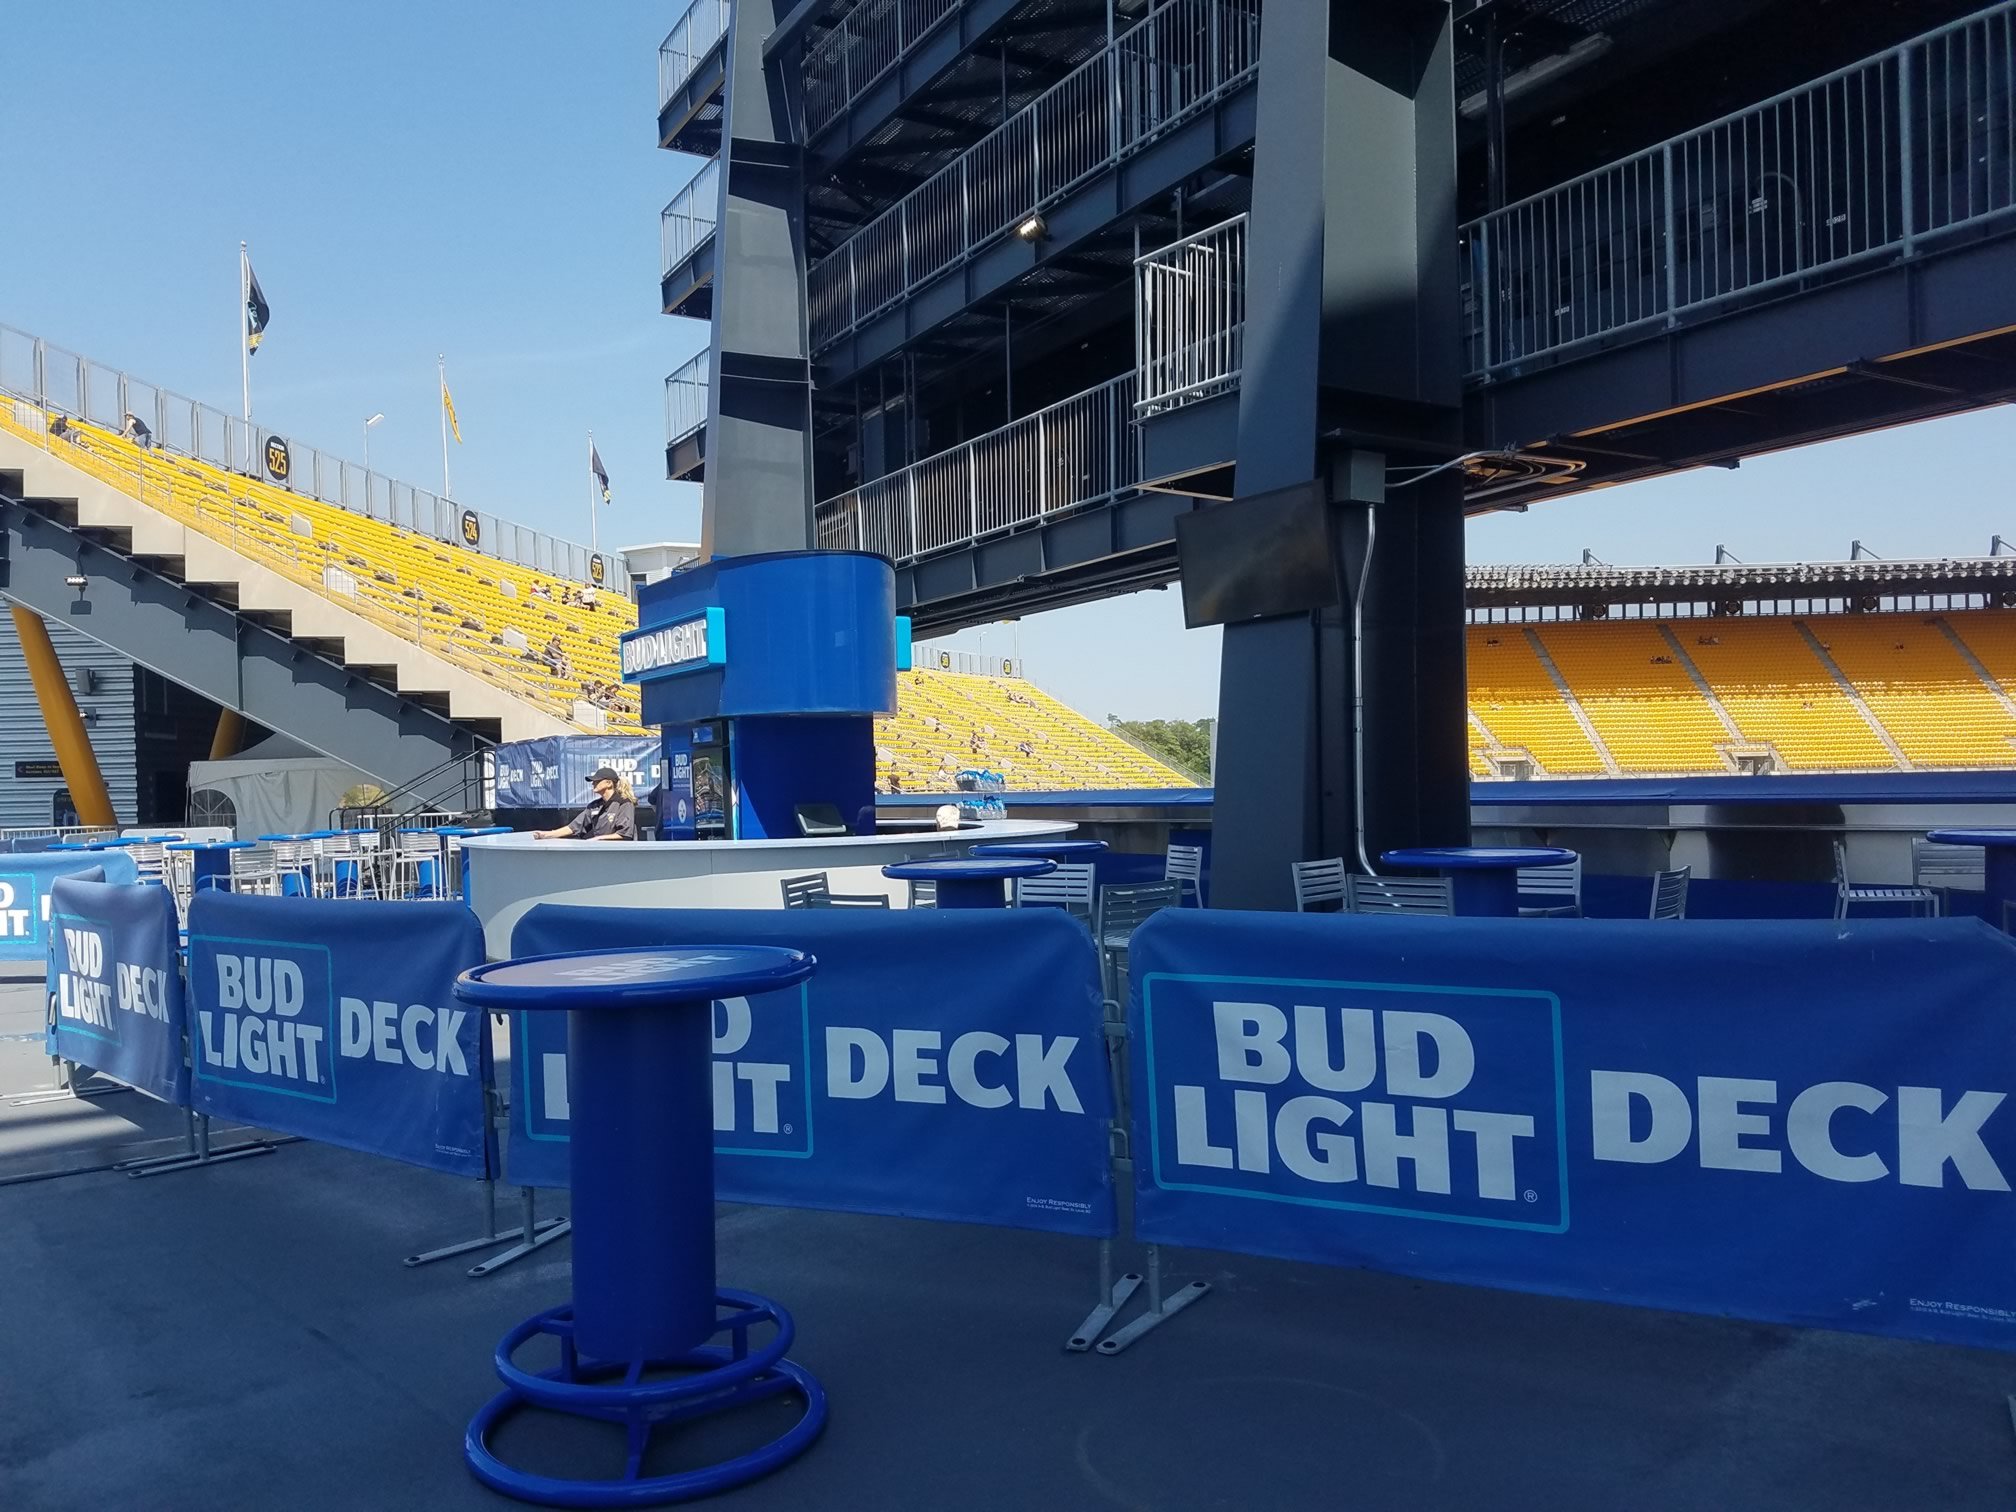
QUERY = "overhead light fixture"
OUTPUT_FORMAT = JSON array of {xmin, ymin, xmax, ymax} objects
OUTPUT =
[
  {"xmin": 1015, "ymin": 212, "xmax": 1049, "ymax": 244},
  {"xmin": 64, "ymin": 575, "xmax": 87, "ymax": 590}
]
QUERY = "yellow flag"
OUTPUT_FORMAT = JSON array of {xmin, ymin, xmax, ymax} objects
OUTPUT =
[{"xmin": 441, "ymin": 382, "xmax": 462, "ymax": 444}]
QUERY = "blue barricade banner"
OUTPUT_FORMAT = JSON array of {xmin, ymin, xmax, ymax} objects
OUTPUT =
[
  {"xmin": 45, "ymin": 875, "xmax": 187, "ymax": 1106},
  {"xmin": 507, "ymin": 906, "xmax": 1115, "ymax": 1238},
  {"xmin": 186, "ymin": 892, "xmax": 490, "ymax": 1177},
  {"xmin": 0, "ymin": 849, "xmax": 141, "ymax": 963},
  {"xmin": 1128, "ymin": 910, "xmax": 2016, "ymax": 1351},
  {"xmin": 491, "ymin": 736, "xmax": 663, "ymax": 809}
]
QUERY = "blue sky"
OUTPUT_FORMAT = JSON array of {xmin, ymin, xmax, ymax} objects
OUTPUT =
[{"xmin": 5, "ymin": 2, "xmax": 2011, "ymax": 724}]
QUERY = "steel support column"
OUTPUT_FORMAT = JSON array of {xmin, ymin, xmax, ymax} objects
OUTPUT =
[
  {"xmin": 704, "ymin": 1, "xmax": 817, "ymax": 558},
  {"xmin": 1211, "ymin": 0, "xmax": 1469, "ymax": 910}
]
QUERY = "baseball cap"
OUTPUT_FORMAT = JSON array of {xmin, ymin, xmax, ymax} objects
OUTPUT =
[{"xmin": 588, "ymin": 766, "xmax": 621, "ymax": 783}]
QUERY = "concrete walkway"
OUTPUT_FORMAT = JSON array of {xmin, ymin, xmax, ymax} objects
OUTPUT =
[{"xmin": 2, "ymin": 979, "xmax": 2011, "ymax": 1512}]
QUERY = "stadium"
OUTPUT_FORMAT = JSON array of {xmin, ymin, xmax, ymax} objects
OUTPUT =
[{"xmin": 10, "ymin": 2, "xmax": 2016, "ymax": 1510}]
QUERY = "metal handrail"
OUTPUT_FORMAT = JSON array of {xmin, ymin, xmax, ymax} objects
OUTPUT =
[
  {"xmin": 665, "ymin": 351, "xmax": 711, "ymax": 448},
  {"xmin": 807, "ymin": 0, "xmax": 1262, "ymax": 352},
  {"xmin": 0, "ymin": 321, "xmax": 620, "ymax": 592},
  {"xmin": 661, "ymin": 159, "xmax": 723, "ymax": 278},
  {"xmin": 812, "ymin": 370, "xmax": 1140, "ymax": 566},
  {"xmin": 1463, "ymin": 0, "xmax": 2016, "ymax": 377},
  {"xmin": 801, "ymin": 0, "xmax": 961, "ymax": 139},
  {"xmin": 1134, "ymin": 214, "xmax": 1247, "ymax": 415},
  {"xmin": 659, "ymin": 0, "xmax": 732, "ymax": 110}
]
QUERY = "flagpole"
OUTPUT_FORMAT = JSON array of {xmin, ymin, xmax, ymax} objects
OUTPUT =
[
  {"xmin": 239, "ymin": 242, "xmax": 252, "ymax": 426},
  {"xmin": 438, "ymin": 354, "xmax": 452, "ymax": 500},
  {"xmin": 587, "ymin": 431, "xmax": 599, "ymax": 555}
]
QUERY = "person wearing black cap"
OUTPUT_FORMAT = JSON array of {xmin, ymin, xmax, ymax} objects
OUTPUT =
[{"xmin": 533, "ymin": 767, "xmax": 638, "ymax": 841}]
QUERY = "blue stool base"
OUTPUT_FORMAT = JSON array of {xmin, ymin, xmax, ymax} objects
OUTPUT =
[{"xmin": 466, "ymin": 1288, "xmax": 826, "ymax": 1507}]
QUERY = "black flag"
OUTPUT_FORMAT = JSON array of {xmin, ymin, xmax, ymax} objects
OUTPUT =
[
  {"xmin": 246, "ymin": 262, "xmax": 271, "ymax": 355},
  {"xmin": 590, "ymin": 442, "xmax": 611, "ymax": 503}
]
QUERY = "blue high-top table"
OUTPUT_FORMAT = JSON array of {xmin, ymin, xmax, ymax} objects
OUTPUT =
[
  {"xmin": 1380, "ymin": 846, "xmax": 1579, "ymax": 918},
  {"xmin": 970, "ymin": 839, "xmax": 1108, "ymax": 863},
  {"xmin": 452, "ymin": 945, "xmax": 826, "ymax": 1506},
  {"xmin": 883, "ymin": 855, "xmax": 1054, "ymax": 908}
]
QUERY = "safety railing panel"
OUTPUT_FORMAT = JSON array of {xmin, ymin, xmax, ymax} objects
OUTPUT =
[
  {"xmin": 811, "ymin": 372, "xmax": 1139, "ymax": 567},
  {"xmin": 806, "ymin": 0, "xmax": 1261, "ymax": 352},
  {"xmin": 665, "ymin": 350, "xmax": 711, "ymax": 448},
  {"xmin": 0, "ymin": 322, "xmax": 620, "ymax": 593},
  {"xmin": 801, "ymin": 0, "xmax": 961, "ymax": 139},
  {"xmin": 661, "ymin": 159, "xmax": 723, "ymax": 278},
  {"xmin": 659, "ymin": 0, "xmax": 732, "ymax": 110},
  {"xmin": 1465, "ymin": 1, "xmax": 2016, "ymax": 377},
  {"xmin": 1133, "ymin": 214, "xmax": 1247, "ymax": 416}
]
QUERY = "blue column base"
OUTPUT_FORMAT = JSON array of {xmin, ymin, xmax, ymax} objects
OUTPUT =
[{"xmin": 465, "ymin": 1288, "xmax": 827, "ymax": 1507}]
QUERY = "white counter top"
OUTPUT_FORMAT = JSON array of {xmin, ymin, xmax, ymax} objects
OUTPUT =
[{"xmin": 461, "ymin": 819, "xmax": 1076, "ymax": 956}]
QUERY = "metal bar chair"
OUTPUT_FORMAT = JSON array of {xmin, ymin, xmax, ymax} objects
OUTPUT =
[
  {"xmin": 1650, "ymin": 865, "xmax": 1691, "ymax": 920},
  {"xmin": 1290, "ymin": 858, "xmax": 1347, "ymax": 913},
  {"xmin": 1164, "ymin": 844, "xmax": 1204, "ymax": 907},
  {"xmin": 1912, "ymin": 837, "xmax": 1984, "ymax": 916},
  {"xmin": 1094, "ymin": 880, "xmax": 1183, "ymax": 1007},
  {"xmin": 1833, "ymin": 840, "xmax": 1936, "ymax": 919},
  {"xmin": 1517, "ymin": 856, "xmax": 1583, "ymax": 917},
  {"xmin": 1014, "ymin": 863, "xmax": 1096, "ymax": 922},
  {"xmin": 1345, "ymin": 874, "xmax": 1455, "ymax": 916},
  {"xmin": 228, "ymin": 846, "xmax": 284, "ymax": 897}
]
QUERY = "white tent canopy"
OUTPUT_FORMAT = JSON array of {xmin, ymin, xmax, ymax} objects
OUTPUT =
[{"xmin": 186, "ymin": 734, "xmax": 374, "ymax": 838}]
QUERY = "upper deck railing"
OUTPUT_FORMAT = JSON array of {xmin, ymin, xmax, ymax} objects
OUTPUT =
[
  {"xmin": 801, "ymin": 0, "xmax": 961, "ymax": 139},
  {"xmin": 0, "ymin": 322, "xmax": 620, "ymax": 592},
  {"xmin": 659, "ymin": 0, "xmax": 733, "ymax": 111},
  {"xmin": 1463, "ymin": 0, "xmax": 2016, "ymax": 378},
  {"xmin": 1134, "ymin": 214, "xmax": 1245, "ymax": 416},
  {"xmin": 665, "ymin": 350, "xmax": 711, "ymax": 449},
  {"xmin": 661, "ymin": 159, "xmax": 723, "ymax": 278},
  {"xmin": 814, "ymin": 371, "xmax": 1140, "ymax": 564},
  {"xmin": 806, "ymin": 0, "xmax": 1261, "ymax": 353}
]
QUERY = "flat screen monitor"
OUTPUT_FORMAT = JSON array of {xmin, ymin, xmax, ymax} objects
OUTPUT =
[{"xmin": 1174, "ymin": 481, "xmax": 1339, "ymax": 628}]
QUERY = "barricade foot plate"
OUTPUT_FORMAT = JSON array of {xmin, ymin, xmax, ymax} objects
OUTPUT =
[
  {"xmin": 1066, "ymin": 1272, "xmax": 1142, "ymax": 1352},
  {"xmin": 403, "ymin": 1217, "xmax": 568, "ymax": 1282},
  {"xmin": 466, "ymin": 1288, "xmax": 826, "ymax": 1507},
  {"xmin": 1094, "ymin": 1280, "xmax": 1212, "ymax": 1355},
  {"xmin": 121, "ymin": 1139, "xmax": 277, "ymax": 1177},
  {"xmin": 9, "ymin": 1080, "xmax": 133, "ymax": 1108},
  {"xmin": 465, "ymin": 1218, "xmax": 571, "ymax": 1278}
]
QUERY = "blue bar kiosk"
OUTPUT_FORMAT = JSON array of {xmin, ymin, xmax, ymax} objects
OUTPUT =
[{"xmin": 620, "ymin": 551, "xmax": 908, "ymax": 841}]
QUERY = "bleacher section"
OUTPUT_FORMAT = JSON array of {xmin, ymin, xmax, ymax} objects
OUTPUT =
[
  {"xmin": 1467, "ymin": 629, "xmax": 1606, "ymax": 774},
  {"xmin": 1, "ymin": 402, "xmax": 643, "ymax": 733},
  {"xmin": 1474, "ymin": 611, "xmax": 2016, "ymax": 777},
  {"xmin": 2, "ymin": 400, "xmax": 1192, "ymax": 789},
  {"xmin": 880, "ymin": 670, "xmax": 1192, "ymax": 790},
  {"xmin": 1531, "ymin": 621, "xmax": 1729, "ymax": 772}
]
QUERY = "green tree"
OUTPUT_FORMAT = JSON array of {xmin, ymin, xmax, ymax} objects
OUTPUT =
[{"xmin": 1108, "ymin": 717, "xmax": 1212, "ymax": 781}]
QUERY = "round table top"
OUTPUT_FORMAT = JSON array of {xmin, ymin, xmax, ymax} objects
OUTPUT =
[
  {"xmin": 454, "ymin": 946, "xmax": 816, "ymax": 1012},
  {"xmin": 258, "ymin": 833, "xmax": 315, "ymax": 843},
  {"xmin": 1926, "ymin": 828, "xmax": 2016, "ymax": 848},
  {"xmin": 882, "ymin": 857, "xmax": 1057, "ymax": 882},
  {"xmin": 1381, "ymin": 846, "xmax": 1579, "ymax": 871},
  {"xmin": 970, "ymin": 840, "xmax": 1108, "ymax": 860},
  {"xmin": 167, "ymin": 840, "xmax": 256, "ymax": 851}
]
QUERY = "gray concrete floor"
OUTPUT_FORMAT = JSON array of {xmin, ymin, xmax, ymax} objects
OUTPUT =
[{"xmin": 2, "ymin": 977, "xmax": 2012, "ymax": 1512}]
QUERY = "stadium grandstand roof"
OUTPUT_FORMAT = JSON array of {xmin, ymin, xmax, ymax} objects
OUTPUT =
[{"xmin": 1466, "ymin": 555, "xmax": 2016, "ymax": 610}]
